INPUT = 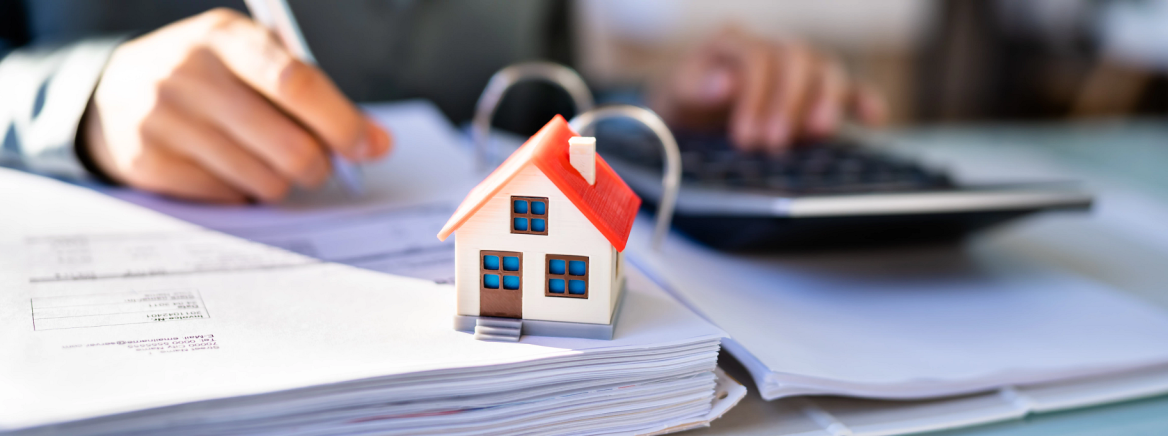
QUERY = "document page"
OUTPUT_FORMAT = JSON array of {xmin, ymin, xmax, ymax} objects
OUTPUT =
[
  {"xmin": 627, "ymin": 201, "xmax": 1168, "ymax": 401},
  {"xmin": 95, "ymin": 100, "xmax": 476, "ymax": 284},
  {"xmin": 0, "ymin": 167, "xmax": 725, "ymax": 431},
  {"xmin": 628, "ymin": 221, "xmax": 1168, "ymax": 399}
]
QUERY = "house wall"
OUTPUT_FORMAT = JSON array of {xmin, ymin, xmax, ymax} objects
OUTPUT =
[
  {"xmin": 611, "ymin": 248, "xmax": 625, "ymax": 315},
  {"xmin": 454, "ymin": 164, "xmax": 616, "ymax": 325}
]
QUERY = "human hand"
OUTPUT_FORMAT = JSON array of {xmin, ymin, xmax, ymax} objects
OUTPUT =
[
  {"xmin": 82, "ymin": 8, "xmax": 392, "ymax": 203},
  {"xmin": 649, "ymin": 27, "xmax": 887, "ymax": 153}
]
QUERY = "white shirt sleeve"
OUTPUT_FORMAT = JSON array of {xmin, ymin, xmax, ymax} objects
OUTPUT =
[{"xmin": 0, "ymin": 36, "xmax": 125, "ymax": 179}]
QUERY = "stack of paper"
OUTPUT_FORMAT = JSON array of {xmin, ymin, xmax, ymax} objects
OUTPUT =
[
  {"xmin": 626, "ymin": 225, "xmax": 1168, "ymax": 401},
  {"xmin": 0, "ymin": 167, "xmax": 742, "ymax": 435},
  {"xmin": 0, "ymin": 102, "xmax": 745, "ymax": 435},
  {"xmin": 617, "ymin": 127, "xmax": 1168, "ymax": 434}
]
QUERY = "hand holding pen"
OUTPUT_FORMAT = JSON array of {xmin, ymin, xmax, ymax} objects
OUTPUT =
[{"xmin": 80, "ymin": 8, "xmax": 392, "ymax": 203}]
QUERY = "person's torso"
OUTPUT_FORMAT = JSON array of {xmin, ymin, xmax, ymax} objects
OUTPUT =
[{"xmin": 22, "ymin": 0, "xmax": 572, "ymax": 126}]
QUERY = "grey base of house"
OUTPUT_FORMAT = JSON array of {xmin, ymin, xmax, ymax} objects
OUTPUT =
[{"xmin": 454, "ymin": 279, "xmax": 626, "ymax": 341}]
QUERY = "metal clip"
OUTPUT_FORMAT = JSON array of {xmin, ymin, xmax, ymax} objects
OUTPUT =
[
  {"xmin": 472, "ymin": 63, "xmax": 679, "ymax": 251},
  {"xmin": 472, "ymin": 62, "xmax": 594, "ymax": 170}
]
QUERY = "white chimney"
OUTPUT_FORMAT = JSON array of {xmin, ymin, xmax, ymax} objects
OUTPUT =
[{"xmin": 569, "ymin": 136, "xmax": 596, "ymax": 185}]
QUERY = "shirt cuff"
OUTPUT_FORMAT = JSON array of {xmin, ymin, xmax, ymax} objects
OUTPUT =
[{"xmin": 0, "ymin": 36, "xmax": 126, "ymax": 179}]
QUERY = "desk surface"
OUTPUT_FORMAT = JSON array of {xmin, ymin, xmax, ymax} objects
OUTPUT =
[{"xmin": 697, "ymin": 119, "xmax": 1168, "ymax": 436}]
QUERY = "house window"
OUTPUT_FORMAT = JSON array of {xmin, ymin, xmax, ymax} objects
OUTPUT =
[
  {"xmin": 481, "ymin": 250, "xmax": 522, "ymax": 291},
  {"xmin": 546, "ymin": 254, "xmax": 588, "ymax": 298},
  {"xmin": 511, "ymin": 196, "xmax": 548, "ymax": 235}
]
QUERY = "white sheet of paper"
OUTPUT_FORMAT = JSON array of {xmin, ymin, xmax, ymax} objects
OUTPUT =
[
  {"xmin": 622, "ymin": 126, "xmax": 1168, "ymax": 402},
  {"xmin": 628, "ymin": 218, "xmax": 1168, "ymax": 400},
  {"xmin": 93, "ymin": 100, "xmax": 478, "ymax": 284},
  {"xmin": 0, "ymin": 166, "xmax": 727, "ymax": 431}
]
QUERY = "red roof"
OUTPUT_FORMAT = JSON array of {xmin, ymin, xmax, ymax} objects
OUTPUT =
[{"xmin": 437, "ymin": 115, "xmax": 642, "ymax": 251}]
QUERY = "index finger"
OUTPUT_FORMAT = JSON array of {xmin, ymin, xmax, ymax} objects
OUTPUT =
[
  {"xmin": 199, "ymin": 11, "xmax": 388, "ymax": 161},
  {"xmin": 708, "ymin": 37, "xmax": 774, "ymax": 152}
]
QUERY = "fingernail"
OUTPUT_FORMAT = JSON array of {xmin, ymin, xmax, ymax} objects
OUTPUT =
[
  {"xmin": 734, "ymin": 115, "xmax": 757, "ymax": 147},
  {"xmin": 765, "ymin": 118, "xmax": 790, "ymax": 148},
  {"xmin": 352, "ymin": 136, "xmax": 372, "ymax": 161},
  {"xmin": 368, "ymin": 121, "xmax": 392, "ymax": 157},
  {"xmin": 810, "ymin": 102, "xmax": 837, "ymax": 136},
  {"xmin": 353, "ymin": 121, "xmax": 390, "ymax": 160},
  {"xmin": 701, "ymin": 69, "xmax": 733, "ymax": 102}
]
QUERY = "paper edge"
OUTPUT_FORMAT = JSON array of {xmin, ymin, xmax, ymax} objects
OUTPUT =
[{"xmin": 636, "ymin": 367, "xmax": 748, "ymax": 436}]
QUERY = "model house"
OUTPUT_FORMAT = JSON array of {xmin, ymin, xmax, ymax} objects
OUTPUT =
[{"xmin": 437, "ymin": 115, "xmax": 641, "ymax": 341}]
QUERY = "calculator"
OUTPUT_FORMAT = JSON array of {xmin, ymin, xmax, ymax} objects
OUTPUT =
[{"xmin": 595, "ymin": 126, "xmax": 1093, "ymax": 250}]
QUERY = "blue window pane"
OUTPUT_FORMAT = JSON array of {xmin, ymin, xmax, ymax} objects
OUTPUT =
[
  {"xmin": 502, "ymin": 256, "xmax": 519, "ymax": 271},
  {"xmin": 531, "ymin": 219, "xmax": 546, "ymax": 232},
  {"xmin": 531, "ymin": 201, "xmax": 546, "ymax": 215},
  {"xmin": 569, "ymin": 280, "xmax": 586, "ymax": 294},
  {"xmin": 549, "ymin": 259, "xmax": 565, "ymax": 275},
  {"xmin": 483, "ymin": 274, "xmax": 499, "ymax": 289},
  {"xmin": 568, "ymin": 260, "xmax": 586, "ymax": 276},
  {"xmin": 483, "ymin": 255, "xmax": 499, "ymax": 270},
  {"xmin": 513, "ymin": 218, "xmax": 528, "ymax": 231},
  {"xmin": 513, "ymin": 200, "xmax": 528, "ymax": 214},
  {"xmin": 548, "ymin": 279, "xmax": 565, "ymax": 293},
  {"xmin": 503, "ymin": 275, "xmax": 520, "ymax": 290}
]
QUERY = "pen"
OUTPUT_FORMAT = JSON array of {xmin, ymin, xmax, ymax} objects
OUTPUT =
[{"xmin": 243, "ymin": 0, "xmax": 365, "ymax": 196}]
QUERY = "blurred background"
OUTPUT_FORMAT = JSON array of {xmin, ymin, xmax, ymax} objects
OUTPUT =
[
  {"xmin": 6, "ymin": 0, "xmax": 1166, "ymax": 130},
  {"xmin": 575, "ymin": 0, "xmax": 1168, "ymax": 125}
]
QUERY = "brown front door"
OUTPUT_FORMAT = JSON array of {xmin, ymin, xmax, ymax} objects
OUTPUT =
[{"xmin": 479, "ymin": 250, "xmax": 522, "ymax": 318}]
